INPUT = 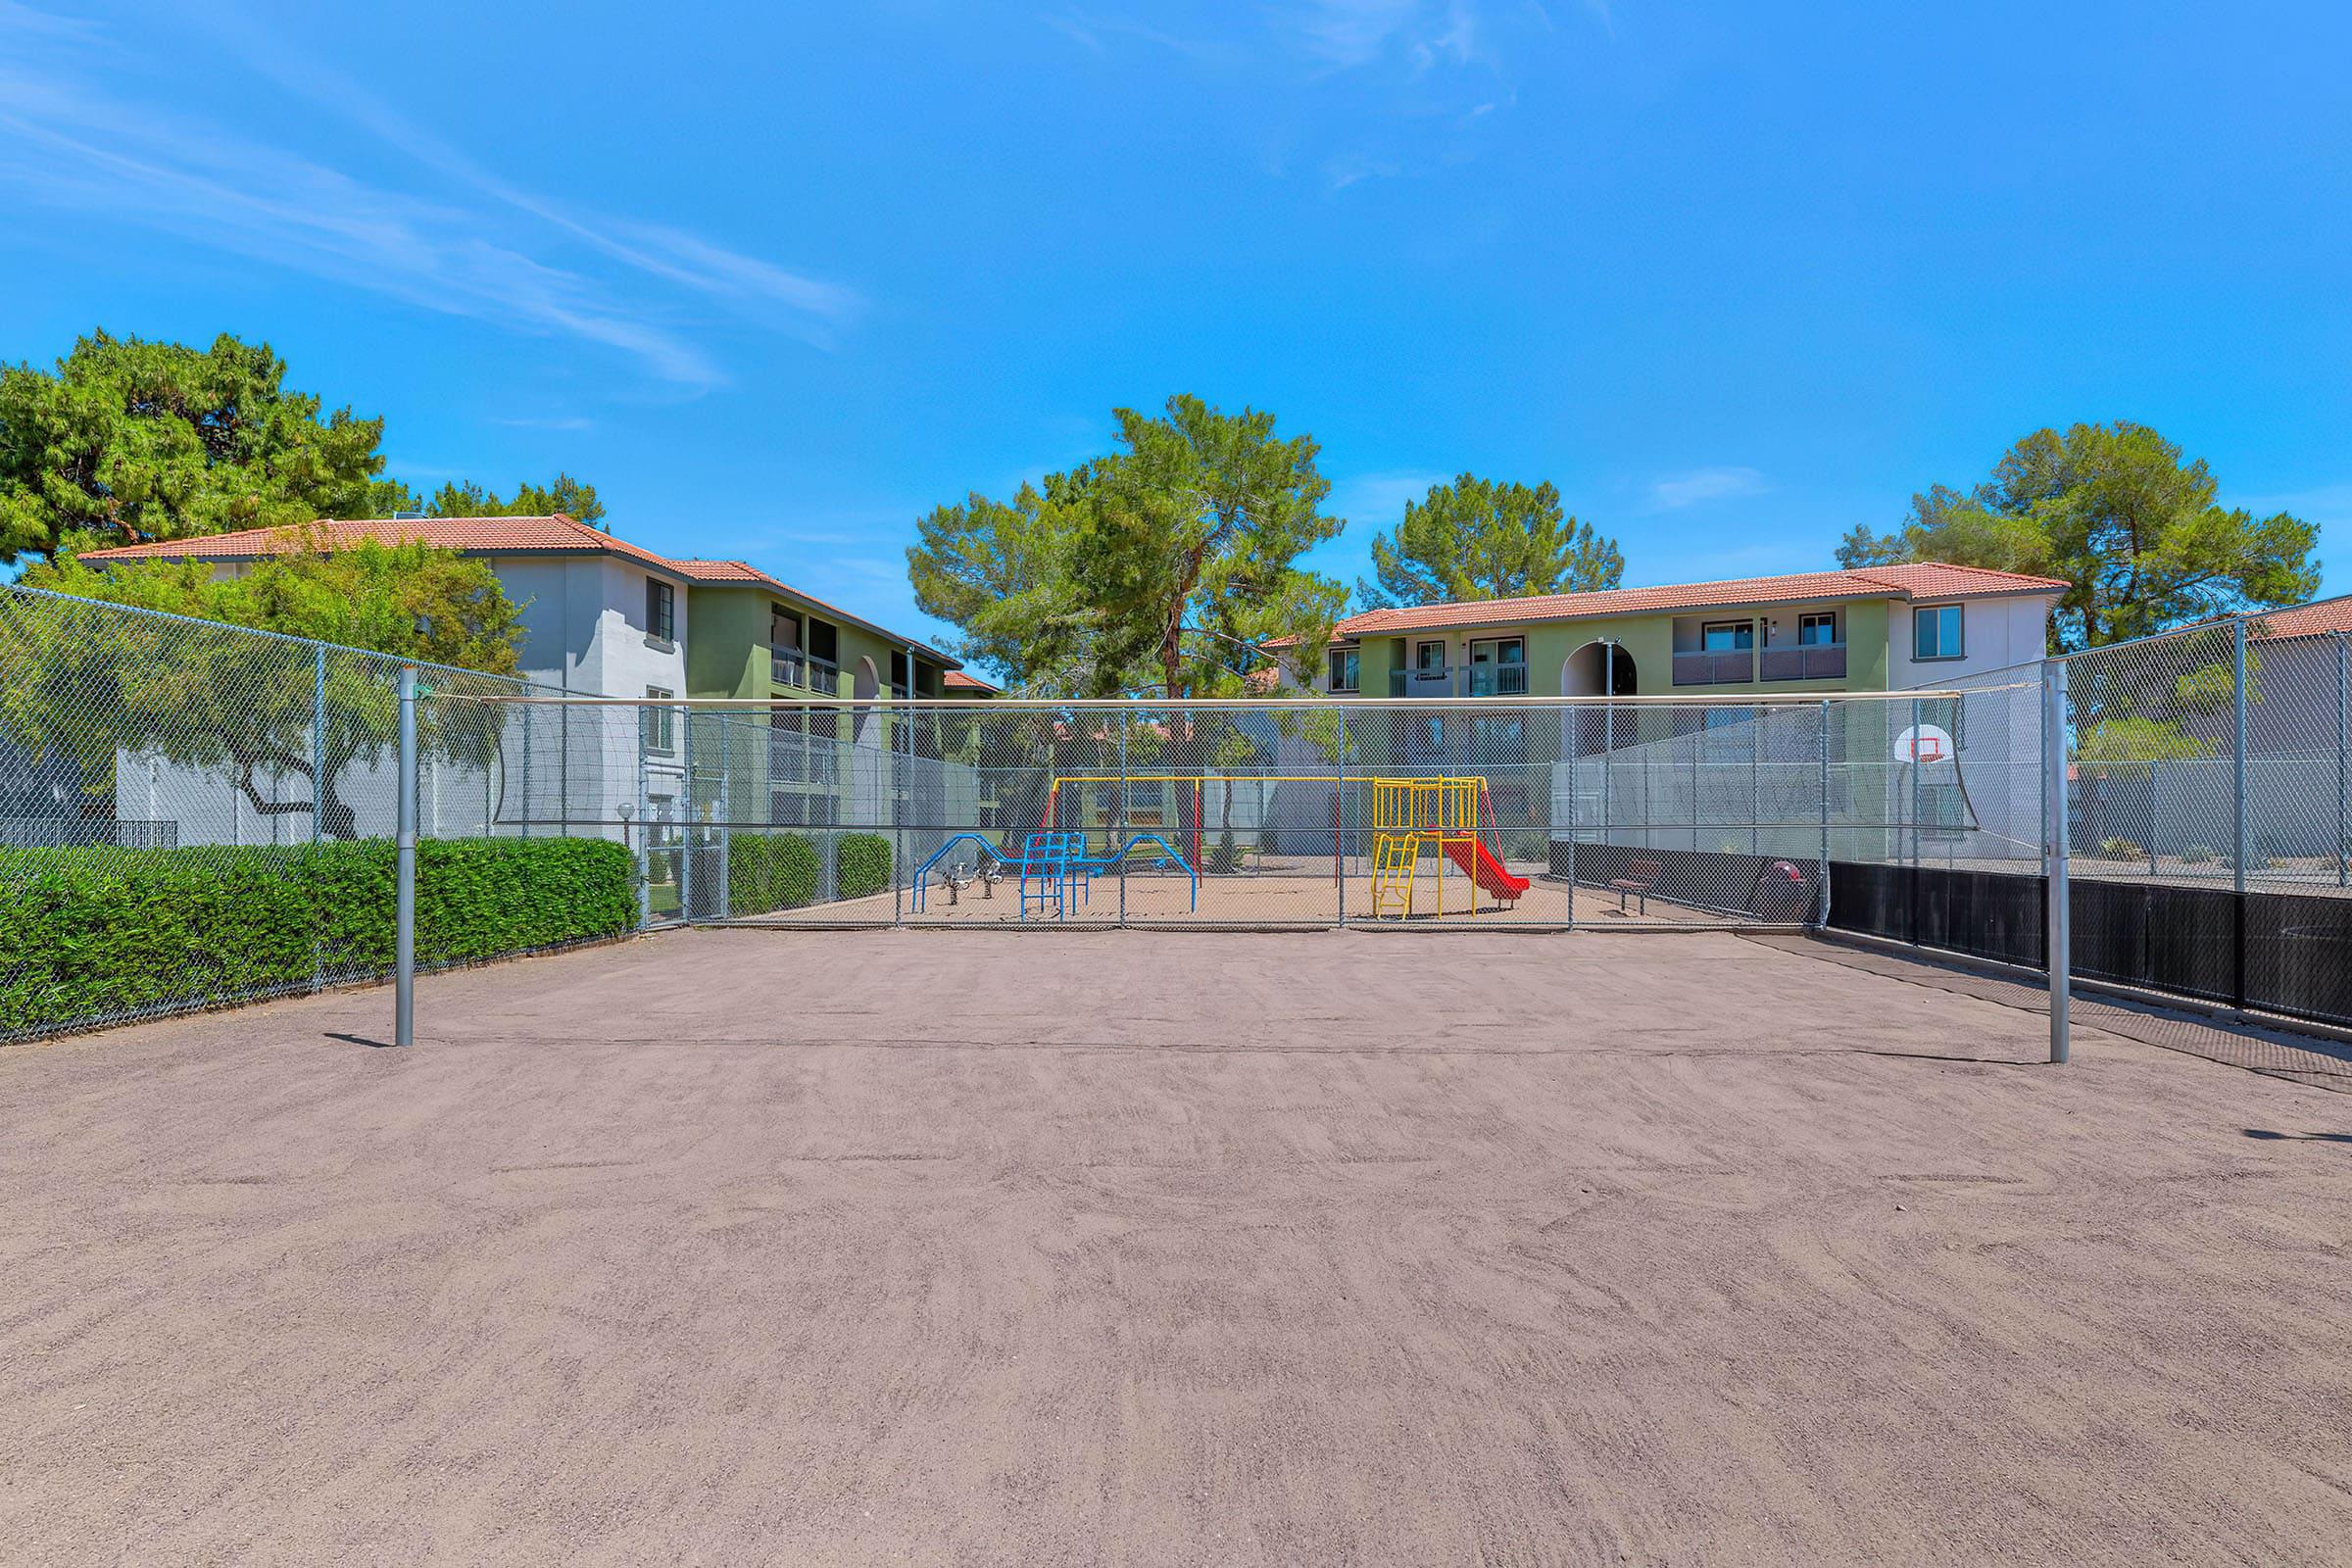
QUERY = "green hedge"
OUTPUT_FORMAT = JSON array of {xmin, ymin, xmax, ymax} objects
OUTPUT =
[
  {"xmin": 728, "ymin": 832, "xmax": 820, "ymax": 915},
  {"xmin": 723, "ymin": 831, "xmax": 894, "ymax": 913},
  {"xmin": 839, "ymin": 833, "xmax": 892, "ymax": 900},
  {"xmin": 0, "ymin": 837, "xmax": 635, "ymax": 1040}
]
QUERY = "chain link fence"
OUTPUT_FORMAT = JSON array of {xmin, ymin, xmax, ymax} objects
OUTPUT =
[
  {"xmin": 11, "ymin": 574, "xmax": 2351, "ymax": 1058},
  {"xmin": 0, "ymin": 584, "xmax": 625, "ymax": 1041},
  {"xmin": 435, "ymin": 684, "xmax": 2045, "ymax": 934}
]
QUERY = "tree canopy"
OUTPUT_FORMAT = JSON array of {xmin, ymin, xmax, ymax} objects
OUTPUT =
[
  {"xmin": 6, "ymin": 540, "xmax": 522, "ymax": 838},
  {"xmin": 1838, "ymin": 422, "xmax": 2319, "ymax": 651},
  {"xmin": 404, "ymin": 473, "xmax": 608, "ymax": 527},
  {"xmin": 0, "ymin": 332, "xmax": 389, "ymax": 564},
  {"xmin": 909, "ymin": 395, "xmax": 1348, "ymax": 698},
  {"xmin": 1357, "ymin": 474, "xmax": 1622, "ymax": 609},
  {"xmin": 0, "ymin": 330, "xmax": 608, "ymax": 564}
]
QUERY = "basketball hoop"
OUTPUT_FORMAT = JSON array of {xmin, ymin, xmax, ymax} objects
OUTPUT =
[{"xmin": 1893, "ymin": 723, "xmax": 1955, "ymax": 765}]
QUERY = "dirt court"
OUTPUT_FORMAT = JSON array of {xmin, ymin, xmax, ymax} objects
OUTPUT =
[{"xmin": 5, "ymin": 930, "xmax": 2351, "ymax": 1566}]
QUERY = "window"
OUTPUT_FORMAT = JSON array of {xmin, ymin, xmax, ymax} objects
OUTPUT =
[
  {"xmin": 1914, "ymin": 603, "xmax": 1964, "ymax": 661},
  {"xmin": 645, "ymin": 577, "xmax": 675, "ymax": 643},
  {"xmin": 1798, "ymin": 612, "xmax": 1839, "ymax": 647},
  {"xmin": 769, "ymin": 606, "xmax": 800, "ymax": 649},
  {"xmin": 1328, "ymin": 647, "xmax": 1360, "ymax": 692},
  {"xmin": 642, "ymin": 686, "xmax": 675, "ymax": 755},
  {"xmin": 1702, "ymin": 620, "xmax": 1755, "ymax": 652},
  {"xmin": 1416, "ymin": 640, "xmax": 1446, "ymax": 673}
]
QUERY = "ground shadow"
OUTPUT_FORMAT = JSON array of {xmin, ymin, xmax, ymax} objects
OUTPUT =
[
  {"xmin": 2243, "ymin": 1128, "xmax": 2352, "ymax": 1144},
  {"xmin": 325, "ymin": 1031, "xmax": 400, "ymax": 1051}
]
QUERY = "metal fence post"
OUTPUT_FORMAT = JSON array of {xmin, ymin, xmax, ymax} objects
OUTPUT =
[
  {"xmin": 2337, "ymin": 633, "xmax": 2348, "ymax": 888},
  {"xmin": 1908, "ymin": 696, "xmax": 1922, "ymax": 946},
  {"xmin": 1562, "ymin": 710, "xmax": 1575, "ymax": 929},
  {"xmin": 716, "ymin": 719, "xmax": 732, "ymax": 920},
  {"xmin": 2044, "ymin": 660, "xmax": 2070, "ymax": 1064},
  {"xmin": 1117, "ymin": 709, "xmax": 1130, "ymax": 927},
  {"xmin": 636, "ymin": 714, "xmax": 652, "ymax": 930},
  {"xmin": 2233, "ymin": 616, "xmax": 2249, "ymax": 1009},
  {"xmin": 1337, "ymin": 710, "xmax": 1351, "ymax": 927},
  {"xmin": 1816, "ymin": 699, "xmax": 1831, "ymax": 926},
  {"xmin": 679, "ymin": 708, "xmax": 695, "ymax": 922},
  {"xmin": 312, "ymin": 643, "xmax": 327, "ymax": 846},
  {"xmin": 395, "ymin": 664, "xmax": 417, "ymax": 1049},
  {"xmin": 893, "ymin": 697, "xmax": 906, "ymax": 928}
]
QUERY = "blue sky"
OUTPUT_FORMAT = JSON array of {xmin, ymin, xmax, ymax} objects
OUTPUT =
[{"xmin": 4, "ymin": 0, "xmax": 2347, "ymax": 650}]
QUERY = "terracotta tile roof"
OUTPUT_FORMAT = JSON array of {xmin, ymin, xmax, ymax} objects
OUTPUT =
[
  {"xmin": 76, "ymin": 520, "xmax": 958, "ymax": 667},
  {"xmin": 2243, "ymin": 596, "xmax": 2352, "ymax": 639},
  {"xmin": 943, "ymin": 670, "xmax": 998, "ymax": 692},
  {"xmin": 76, "ymin": 514, "xmax": 685, "ymax": 573},
  {"xmin": 1327, "ymin": 562, "xmax": 2067, "ymax": 640}
]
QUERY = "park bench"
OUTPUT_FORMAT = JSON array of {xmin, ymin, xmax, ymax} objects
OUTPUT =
[{"xmin": 1610, "ymin": 856, "xmax": 1662, "ymax": 914}]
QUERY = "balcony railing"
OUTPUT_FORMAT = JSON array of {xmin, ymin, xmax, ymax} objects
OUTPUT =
[
  {"xmin": 1758, "ymin": 642, "xmax": 1847, "ymax": 682},
  {"xmin": 1385, "ymin": 664, "xmax": 1531, "ymax": 698},
  {"xmin": 771, "ymin": 647, "xmax": 840, "ymax": 691},
  {"xmin": 1672, "ymin": 649, "xmax": 1755, "ymax": 686}
]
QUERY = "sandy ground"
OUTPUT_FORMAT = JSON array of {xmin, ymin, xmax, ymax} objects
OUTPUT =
[{"xmin": 5, "ymin": 929, "xmax": 2351, "ymax": 1566}]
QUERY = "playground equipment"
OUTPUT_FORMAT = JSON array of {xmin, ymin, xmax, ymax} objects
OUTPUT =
[
  {"xmin": 911, "ymin": 829, "xmax": 1199, "ymax": 919},
  {"xmin": 909, "ymin": 772, "xmax": 1528, "ymax": 920},
  {"xmin": 1365, "ymin": 775, "xmax": 1530, "ymax": 919}
]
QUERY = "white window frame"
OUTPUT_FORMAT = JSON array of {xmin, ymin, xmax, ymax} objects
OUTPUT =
[
  {"xmin": 1701, "ymin": 619, "xmax": 1755, "ymax": 652},
  {"xmin": 1798, "ymin": 611, "xmax": 1839, "ymax": 647},
  {"xmin": 643, "ymin": 686, "xmax": 677, "ymax": 756},
  {"xmin": 1416, "ymin": 640, "xmax": 1446, "ymax": 673}
]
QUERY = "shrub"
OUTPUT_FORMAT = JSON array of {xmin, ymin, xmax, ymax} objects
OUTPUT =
[
  {"xmin": 838, "ymin": 833, "xmax": 892, "ymax": 900},
  {"xmin": 728, "ymin": 832, "xmax": 820, "ymax": 914},
  {"xmin": 2097, "ymin": 837, "xmax": 2144, "ymax": 860},
  {"xmin": 0, "ymin": 837, "xmax": 635, "ymax": 1040},
  {"xmin": 2180, "ymin": 845, "xmax": 2214, "ymax": 865}
]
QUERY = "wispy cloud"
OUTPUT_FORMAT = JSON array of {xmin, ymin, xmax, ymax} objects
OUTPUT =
[
  {"xmin": 1648, "ymin": 466, "xmax": 1768, "ymax": 512},
  {"xmin": 490, "ymin": 416, "xmax": 596, "ymax": 432},
  {"xmin": 0, "ymin": 3, "xmax": 859, "ymax": 386},
  {"xmin": 1330, "ymin": 468, "xmax": 1448, "ymax": 525}
]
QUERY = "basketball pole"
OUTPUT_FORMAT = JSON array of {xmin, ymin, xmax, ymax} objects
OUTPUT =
[
  {"xmin": 2043, "ymin": 659, "xmax": 2070, "ymax": 1064},
  {"xmin": 395, "ymin": 663, "xmax": 417, "ymax": 1049}
]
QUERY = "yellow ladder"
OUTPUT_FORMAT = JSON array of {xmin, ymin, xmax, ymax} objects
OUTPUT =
[{"xmin": 1370, "ymin": 832, "xmax": 1422, "ymax": 918}]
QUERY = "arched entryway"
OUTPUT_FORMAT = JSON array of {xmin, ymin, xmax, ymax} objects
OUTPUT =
[{"xmin": 1562, "ymin": 641, "xmax": 1639, "ymax": 754}]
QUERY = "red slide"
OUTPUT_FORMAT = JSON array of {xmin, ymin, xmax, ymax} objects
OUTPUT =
[{"xmin": 1443, "ymin": 837, "xmax": 1531, "ymax": 904}]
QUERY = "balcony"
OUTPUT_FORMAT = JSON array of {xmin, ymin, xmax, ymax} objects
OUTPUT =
[
  {"xmin": 1758, "ymin": 642, "xmax": 1847, "ymax": 682},
  {"xmin": 771, "ymin": 647, "xmax": 840, "ymax": 692},
  {"xmin": 1672, "ymin": 649, "xmax": 1756, "ymax": 686},
  {"xmin": 1386, "ymin": 663, "xmax": 1530, "ymax": 698}
]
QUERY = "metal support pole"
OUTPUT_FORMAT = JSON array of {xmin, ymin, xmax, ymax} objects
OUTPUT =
[
  {"xmin": 2233, "ymin": 617, "xmax": 2249, "ymax": 894},
  {"xmin": 1563, "ymin": 711, "xmax": 1576, "ymax": 929},
  {"xmin": 395, "ymin": 664, "xmax": 417, "ymax": 1049},
  {"xmin": 679, "ymin": 708, "xmax": 694, "ymax": 922},
  {"xmin": 1117, "ymin": 710, "xmax": 1130, "ymax": 926},
  {"xmin": 1750, "ymin": 706, "xmax": 1761, "ymax": 857},
  {"xmin": 312, "ymin": 643, "xmax": 327, "ymax": 846},
  {"xmin": 520, "ymin": 689, "xmax": 531, "ymax": 841},
  {"xmin": 1600, "ymin": 649, "xmax": 1614, "ymax": 869},
  {"xmin": 1817, "ymin": 700, "xmax": 1831, "ymax": 926},
  {"xmin": 2233, "ymin": 617, "xmax": 2249, "ymax": 1010},
  {"xmin": 636, "ymin": 716, "xmax": 652, "ymax": 929},
  {"xmin": 716, "ymin": 721, "xmax": 731, "ymax": 920},
  {"xmin": 2043, "ymin": 660, "xmax": 2070, "ymax": 1064},
  {"xmin": 1909, "ymin": 696, "xmax": 1922, "ymax": 947},
  {"xmin": 1336, "ymin": 710, "xmax": 1348, "ymax": 927},
  {"xmin": 893, "ymin": 698, "xmax": 905, "ymax": 928},
  {"xmin": 2337, "ymin": 634, "xmax": 2348, "ymax": 888}
]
